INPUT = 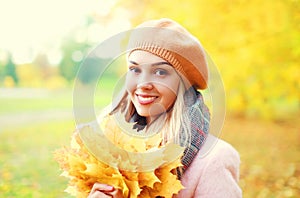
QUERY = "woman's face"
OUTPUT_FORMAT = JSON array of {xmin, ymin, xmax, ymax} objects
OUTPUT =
[{"xmin": 126, "ymin": 50, "xmax": 181, "ymax": 123}]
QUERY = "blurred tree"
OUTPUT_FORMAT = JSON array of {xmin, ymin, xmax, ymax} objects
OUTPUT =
[
  {"xmin": 59, "ymin": 38, "xmax": 90, "ymax": 82},
  {"xmin": 4, "ymin": 53, "xmax": 18, "ymax": 85},
  {"xmin": 76, "ymin": 57, "xmax": 113, "ymax": 84},
  {"xmin": 3, "ymin": 76, "xmax": 15, "ymax": 87},
  {"xmin": 16, "ymin": 63, "xmax": 43, "ymax": 87},
  {"xmin": 0, "ymin": 62, "xmax": 4, "ymax": 83},
  {"xmin": 58, "ymin": 17, "xmax": 94, "ymax": 82},
  {"xmin": 45, "ymin": 75, "xmax": 68, "ymax": 89},
  {"xmin": 34, "ymin": 53, "xmax": 52, "ymax": 80}
]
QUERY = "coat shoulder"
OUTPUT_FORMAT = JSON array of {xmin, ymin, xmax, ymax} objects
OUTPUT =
[{"xmin": 197, "ymin": 134, "xmax": 240, "ymax": 167}]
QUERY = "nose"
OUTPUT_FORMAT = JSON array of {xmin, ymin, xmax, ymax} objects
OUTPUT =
[
  {"xmin": 137, "ymin": 73, "xmax": 154, "ymax": 90},
  {"xmin": 137, "ymin": 82, "xmax": 153, "ymax": 90}
]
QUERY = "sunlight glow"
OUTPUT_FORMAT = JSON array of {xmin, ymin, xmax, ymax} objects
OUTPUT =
[{"xmin": 0, "ymin": 0, "xmax": 128, "ymax": 64}]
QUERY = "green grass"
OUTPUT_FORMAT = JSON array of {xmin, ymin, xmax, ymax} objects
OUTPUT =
[
  {"xmin": 0, "ymin": 85, "xmax": 114, "ymax": 197},
  {"xmin": 0, "ymin": 97, "xmax": 71, "ymax": 115},
  {"xmin": 0, "ymin": 120, "xmax": 75, "ymax": 198},
  {"xmin": 0, "ymin": 76, "xmax": 118, "ymax": 115},
  {"xmin": 0, "ymin": 90, "xmax": 72, "ymax": 115}
]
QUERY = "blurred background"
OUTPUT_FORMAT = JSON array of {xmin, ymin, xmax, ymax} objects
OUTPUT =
[{"xmin": 0, "ymin": 0, "xmax": 299, "ymax": 197}]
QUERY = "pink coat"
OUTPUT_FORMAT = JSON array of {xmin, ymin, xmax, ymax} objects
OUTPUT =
[{"xmin": 176, "ymin": 135, "xmax": 242, "ymax": 198}]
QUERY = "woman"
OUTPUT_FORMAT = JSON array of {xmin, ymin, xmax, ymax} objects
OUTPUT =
[{"xmin": 87, "ymin": 18, "xmax": 242, "ymax": 198}]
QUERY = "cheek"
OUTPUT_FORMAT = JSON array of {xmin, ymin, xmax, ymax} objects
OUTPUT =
[
  {"xmin": 166, "ymin": 90, "xmax": 177, "ymax": 105},
  {"xmin": 157, "ymin": 84, "xmax": 178, "ymax": 105},
  {"xmin": 162, "ymin": 79, "xmax": 180, "ymax": 107},
  {"xmin": 170, "ymin": 81, "xmax": 180, "ymax": 94},
  {"xmin": 164, "ymin": 77, "xmax": 180, "ymax": 96},
  {"xmin": 125, "ymin": 74, "xmax": 136, "ymax": 93}
]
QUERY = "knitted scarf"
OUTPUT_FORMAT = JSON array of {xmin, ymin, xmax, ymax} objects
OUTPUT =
[{"xmin": 177, "ymin": 87, "xmax": 210, "ymax": 178}]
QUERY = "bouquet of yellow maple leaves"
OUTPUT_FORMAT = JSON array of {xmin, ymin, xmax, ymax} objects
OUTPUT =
[{"xmin": 54, "ymin": 115, "xmax": 185, "ymax": 198}]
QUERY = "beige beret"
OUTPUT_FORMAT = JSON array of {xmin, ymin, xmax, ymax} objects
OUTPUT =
[{"xmin": 127, "ymin": 18, "xmax": 208, "ymax": 89}]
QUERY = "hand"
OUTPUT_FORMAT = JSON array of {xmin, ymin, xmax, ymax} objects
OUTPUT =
[{"xmin": 88, "ymin": 183, "xmax": 124, "ymax": 198}]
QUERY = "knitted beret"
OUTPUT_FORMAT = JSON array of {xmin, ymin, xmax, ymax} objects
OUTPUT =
[{"xmin": 127, "ymin": 18, "xmax": 208, "ymax": 90}]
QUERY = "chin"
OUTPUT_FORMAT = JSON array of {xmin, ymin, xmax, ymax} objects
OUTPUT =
[{"xmin": 136, "ymin": 110, "xmax": 150, "ymax": 118}]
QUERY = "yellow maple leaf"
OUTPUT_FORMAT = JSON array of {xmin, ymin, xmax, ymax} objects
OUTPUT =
[
  {"xmin": 138, "ymin": 187, "xmax": 152, "ymax": 198},
  {"xmin": 151, "ymin": 159, "xmax": 184, "ymax": 198},
  {"xmin": 124, "ymin": 178, "xmax": 142, "ymax": 198},
  {"xmin": 54, "ymin": 114, "xmax": 185, "ymax": 197},
  {"xmin": 138, "ymin": 171, "xmax": 160, "ymax": 188}
]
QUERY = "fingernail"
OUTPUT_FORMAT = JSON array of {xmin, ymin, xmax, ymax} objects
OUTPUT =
[{"xmin": 107, "ymin": 185, "xmax": 114, "ymax": 191}]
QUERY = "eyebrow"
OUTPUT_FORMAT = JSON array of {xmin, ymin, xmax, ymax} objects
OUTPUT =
[{"xmin": 129, "ymin": 60, "xmax": 172, "ymax": 67}]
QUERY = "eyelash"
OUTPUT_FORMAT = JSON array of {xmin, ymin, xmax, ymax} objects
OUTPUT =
[
  {"xmin": 155, "ymin": 69, "xmax": 168, "ymax": 76},
  {"xmin": 129, "ymin": 67, "xmax": 141, "ymax": 73},
  {"xmin": 128, "ymin": 66, "xmax": 168, "ymax": 76}
]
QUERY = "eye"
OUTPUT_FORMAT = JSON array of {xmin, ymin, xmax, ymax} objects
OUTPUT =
[
  {"xmin": 129, "ymin": 66, "xmax": 141, "ymax": 74},
  {"xmin": 155, "ymin": 69, "xmax": 168, "ymax": 76}
]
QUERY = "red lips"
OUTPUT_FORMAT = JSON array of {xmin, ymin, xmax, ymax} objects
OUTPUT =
[{"xmin": 135, "ymin": 93, "xmax": 158, "ymax": 105}]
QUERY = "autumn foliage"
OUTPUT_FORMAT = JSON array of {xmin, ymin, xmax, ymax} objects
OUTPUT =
[
  {"xmin": 116, "ymin": 0, "xmax": 300, "ymax": 120},
  {"xmin": 54, "ymin": 115, "xmax": 184, "ymax": 197}
]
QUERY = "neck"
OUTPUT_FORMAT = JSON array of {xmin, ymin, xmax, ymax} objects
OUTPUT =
[{"xmin": 146, "ymin": 116, "xmax": 157, "ymax": 125}]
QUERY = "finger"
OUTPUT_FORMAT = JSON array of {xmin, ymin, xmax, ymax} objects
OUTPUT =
[
  {"xmin": 109, "ymin": 188, "xmax": 123, "ymax": 198},
  {"xmin": 89, "ymin": 190, "xmax": 112, "ymax": 198},
  {"xmin": 91, "ymin": 183, "xmax": 114, "ymax": 193}
]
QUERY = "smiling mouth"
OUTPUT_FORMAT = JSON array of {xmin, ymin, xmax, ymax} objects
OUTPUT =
[{"xmin": 136, "ymin": 94, "xmax": 158, "ymax": 105}]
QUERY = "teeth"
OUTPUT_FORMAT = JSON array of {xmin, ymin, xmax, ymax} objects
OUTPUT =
[{"xmin": 138, "ymin": 96, "xmax": 156, "ymax": 102}]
